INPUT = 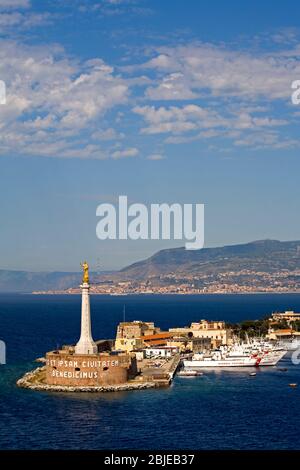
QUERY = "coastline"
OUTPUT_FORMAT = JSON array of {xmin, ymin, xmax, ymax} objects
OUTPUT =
[
  {"xmin": 16, "ymin": 366, "xmax": 159, "ymax": 393},
  {"xmin": 30, "ymin": 291, "xmax": 300, "ymax": 296}
]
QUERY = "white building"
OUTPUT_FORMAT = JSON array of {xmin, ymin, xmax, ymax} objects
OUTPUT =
[
  {"xmin": 169, "ymin": 320, "xmax": 232, "ymax": 346},
  {"xmin": 270, "ymin": 311, "xmax": 300, "ymax": 325},
  {"xmin": 144, "ymin": 346, "xmax": 178, "ymax": 358}
]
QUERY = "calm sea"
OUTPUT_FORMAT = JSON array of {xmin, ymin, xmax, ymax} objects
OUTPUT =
[{"xmin": 1, "ymin": 293, "xmax": 300, "ymax": 450}]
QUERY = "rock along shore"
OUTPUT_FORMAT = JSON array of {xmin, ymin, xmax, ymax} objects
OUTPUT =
[{"xmin": 16, "ymin": 366, "xmax": 158, "ymax": 393}]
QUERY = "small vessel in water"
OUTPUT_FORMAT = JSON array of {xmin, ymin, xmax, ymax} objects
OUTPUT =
[
  {"xmin": 177, "ymin": 369, "xmax": 203, "ymax": 377},
  {"xmin": 183, "ymin": 350, "xmax": 261, "ymax": 369}
]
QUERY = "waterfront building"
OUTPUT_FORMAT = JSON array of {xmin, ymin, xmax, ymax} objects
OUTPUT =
[
  {"xmin": 167, "ymin": 336, "xmax": 211, "ymax": 353},
  {"xmin": 114, "ymin": 335, "xmax": 145, "ymax": 353},
  {"xmin": 116, "ymin": 320, "xmax": 159, "ymax": 338},
  {"xmin": 115, "ymin": 320, "xmax": 162, "ymax": 352},
  {"xmin": 143, "ymin": 346, "xmax": 179, "ymax": 358},
  {"xmin": 115, "ymin": 321, "xmax": 211, "ymax": 353},
  {"xmin": 267, "ymin": 328, "xmax": 300, "ymax": 341},
  {"xmin": 169, "ymin": 320, "xmax": 232, "ymax": 347}
]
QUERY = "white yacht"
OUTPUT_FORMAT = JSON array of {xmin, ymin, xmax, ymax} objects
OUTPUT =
[
  {"xmin": 259, "ymin": 349, "xmax": 287, "ymax": 366},
  {"xmin": 183, "ymin": 350, "xmax": 260, "ymax": 368},
  {"xmin": 225, "ymin": 340, "xmax": 287, "ymax": 366},
  {"xmin": 183, "ymin": 338, "xmax": 288, "ymax": 369}
]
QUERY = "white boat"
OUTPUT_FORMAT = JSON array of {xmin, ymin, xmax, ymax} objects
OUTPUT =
[
  {"xmin": 259, "ymin": 349, "xmax": 287, "ymax": 366},
  {"xmin": 226, "ymin": 340, "xmax": 287, "ymax": 366},
  {"xmin": 183, "ymin": 351, "xmax": 260, "ymax": 368},
  {"xmin": 183, "ymin": 336, "xmax": 289, "ymax": 369}
]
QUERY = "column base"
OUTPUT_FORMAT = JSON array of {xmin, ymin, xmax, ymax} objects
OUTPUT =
[{"xmin": 75, "ymin": 341, "xmax": 98, "ymax": 355}]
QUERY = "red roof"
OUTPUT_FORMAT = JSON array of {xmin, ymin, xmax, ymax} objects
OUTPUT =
[
  {"xmin": 143, "ymin": 332, "xmax": 172, "ymax": 341},
  {"xmin": 143, "ymin": 339, "xmax": 168, "ymax": 346}
]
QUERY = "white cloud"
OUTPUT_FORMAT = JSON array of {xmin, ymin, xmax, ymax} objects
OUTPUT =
[
  {"xmin": 269, "ymin": 28, "xmax": 299, "ymax": 45},
  {"xmin": 146, "ymin": 73, "xmax": 199, "ymax": 100},
  {"xmin": 133, "ymin": 104, "xmax": 286, "ymax": 135},
  {"xmin": 128, "ymin": 41, "xmax": 300, "ymax": 150},
  {"xmin": 0, "ymin": 32, "xmax": 299, "ymax": 158},
  {"xmin": 234, "ymin": 132, "xmax": 299, "ymax": 149},
  {"xmin": 80, "ymin": 0, "xmax": 153, "ymax": 17},
  {"xmin": 111, "ymin": 147, "xmax": 138, "ymax": 159},
  {"xmin": 0, "ymin": 11, "xmax": 51, "ymax": 29},
  {"xmin": 105, "ymin": 0, "xmax": 127, "ymax": 4},
  {"xmin": 0, "ymin": 41, "xmax": 130, "ymax": 158},
  {"xmin": 140, "ymin": 44, "xmax": 300, "ymax": 101},
  {"xmin": 146, "ymin": 153, "xmax": 165, "ymax": 160},
  {"xmin": 91, "ymin": 128, "xmax": 124, "ymax": 141},
  {"xmin": 132, "ymin": 103, "xmax": 290, "ymax": 149},
  {"xmin": 133, "ymin": 104, "xmax": 225, "ymax": 135},
  {"xmin": 0, "ymin": 0, "xmax": 30, "ymax": 9},
  {"xmin": 0, "ymin": 0, "xmax": 50, "ymax": 32}
]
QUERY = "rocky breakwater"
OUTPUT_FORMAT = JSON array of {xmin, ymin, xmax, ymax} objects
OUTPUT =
[{"xmin": 17, "ymin": 366, "xmax": 157, "ymax": 393}]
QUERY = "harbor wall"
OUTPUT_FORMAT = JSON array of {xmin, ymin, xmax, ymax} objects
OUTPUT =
[{"xmin": 46, "ymin": 351, "xmax": 137, "ymax": 386}]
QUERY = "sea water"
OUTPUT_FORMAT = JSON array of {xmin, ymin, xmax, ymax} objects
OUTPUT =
[{"xmin": 0, "ymin": 293, "xmax": 300, "ymax": 450}]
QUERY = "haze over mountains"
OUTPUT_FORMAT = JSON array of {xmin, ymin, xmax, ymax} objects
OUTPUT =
[
  {"xmin": 1, "ymin": 240, "xmax": 300, "ymax": 293},
  {"xmin": 0, "ymin": 270, "xmax": 83, "ymax": 293}
]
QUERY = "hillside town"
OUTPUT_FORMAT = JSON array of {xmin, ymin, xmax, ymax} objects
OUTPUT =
[{"xmin": 35, "ymin": 268, "xmax": 300, "ymax": 295}]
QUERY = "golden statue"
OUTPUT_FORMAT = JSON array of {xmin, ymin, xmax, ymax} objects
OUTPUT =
[{"xmin": 81, "ymin": 261, "xmax": 89, "ymax": 284}]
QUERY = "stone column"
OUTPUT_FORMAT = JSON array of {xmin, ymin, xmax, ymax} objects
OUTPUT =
[{"xmin": 75, "ymin": 282, "xmax": 97, "ymax": 355}]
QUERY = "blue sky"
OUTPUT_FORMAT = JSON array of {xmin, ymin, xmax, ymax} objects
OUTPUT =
[{"xmin": 1, "ymin": 0, "xmax": 300, "ymax": 271}]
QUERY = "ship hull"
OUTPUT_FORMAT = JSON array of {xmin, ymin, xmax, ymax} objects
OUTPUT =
[
  {"xmin": 259, "ymin": 350, "xmax": 287, "ymax": 366},
  {"xmin": 278, "ymin": 340, "xmax": 300, "ymax": 351},
  {"xmin": 183, "ymin": 358, "xmax": 259, "ymax": 368}
]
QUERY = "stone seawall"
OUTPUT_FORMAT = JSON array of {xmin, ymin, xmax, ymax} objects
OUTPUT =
[
  {"xmin": 17, "ymin": 367, "xmax": 158, "ymax": 393},
  {"xmin": 46, "ymin": 350, "xmax": 136, "ymax": 387}
]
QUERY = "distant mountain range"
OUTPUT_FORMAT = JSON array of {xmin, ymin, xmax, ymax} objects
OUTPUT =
[
  {"xmin": 0, "ymin": 270, "xmax": 83, "ymax": 293},
  {"xmin": 1, "ymin": 240, "xmax": 300, "ymax": 293},
  {"xmin": 0, "ymin": 269, "xmax": 117, "ymax": 293},
  {"xmin": 115, "ymin": 239, "xmax": 300, "ymax": 280}
]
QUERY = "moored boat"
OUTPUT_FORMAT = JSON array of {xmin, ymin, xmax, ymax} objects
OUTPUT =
[
  {"xmin": 224, "ymin": 340, "xmax": 287, "ymax": 366},
  {"xmin": 259, "ymin": 349, "xmax": 287, "ymax": 366},
  {"xmin": 177, "ymin": 369, "xmax": 203, "ymax": 376},
  {"xmin": 183, "ymin": 351, "xmax": 261, "ymax": 368}
]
